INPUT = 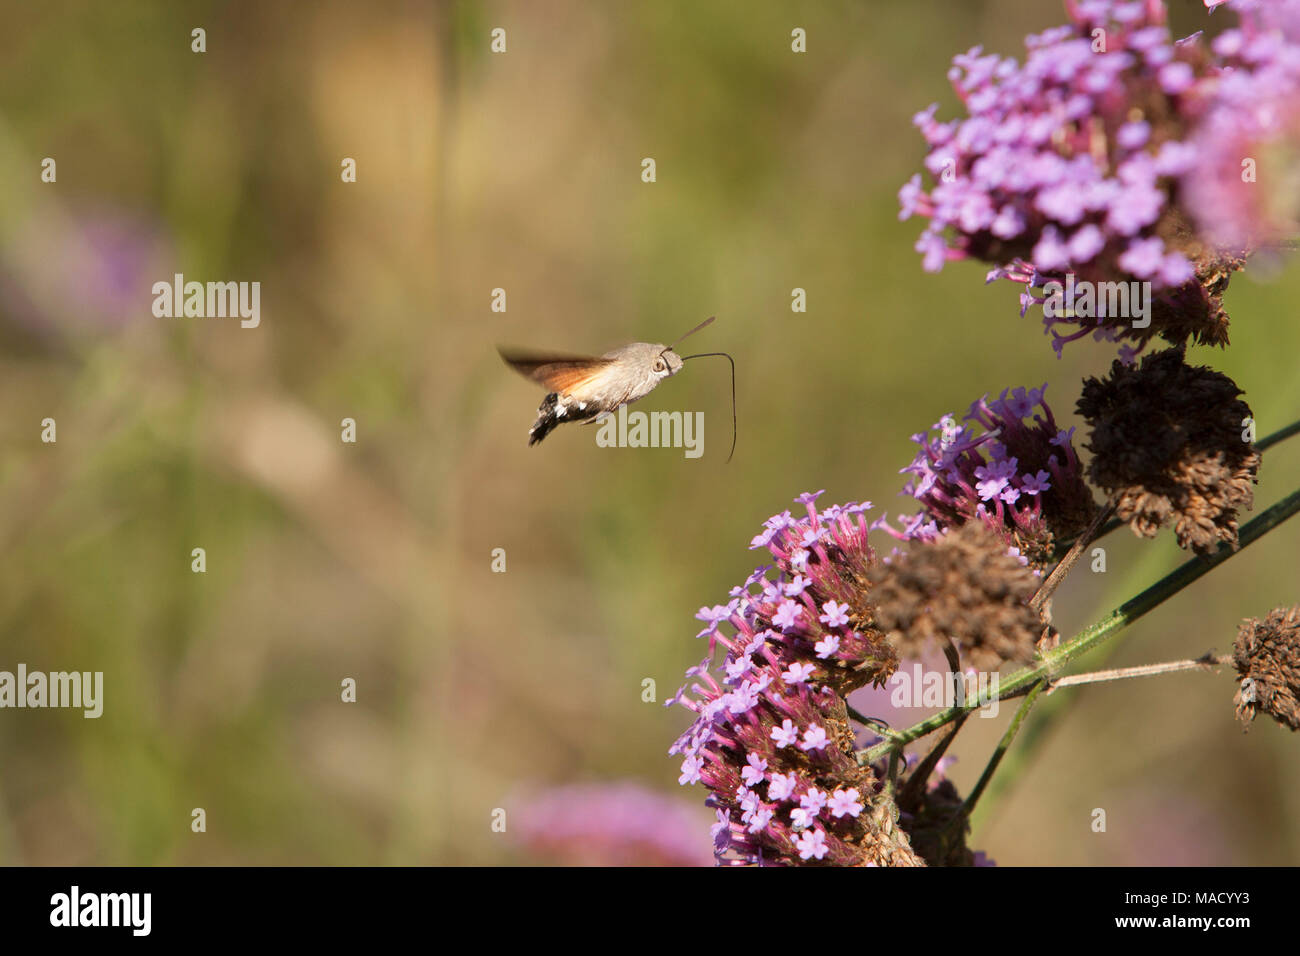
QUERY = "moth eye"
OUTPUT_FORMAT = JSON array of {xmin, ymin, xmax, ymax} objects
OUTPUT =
[{"xmin": 653, "ymin": 359, "xmax": 666, "ymax": 372}]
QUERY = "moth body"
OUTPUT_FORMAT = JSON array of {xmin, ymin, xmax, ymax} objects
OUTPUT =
[
  {"xmin": 499, "ymin": 341, "xmax": 683, "ymax": 445},
  {"xmin": 497, "ymin": 315, "xmax": 733, "ymax": 459}
]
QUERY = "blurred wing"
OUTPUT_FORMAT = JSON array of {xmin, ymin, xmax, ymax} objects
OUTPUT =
[{"xmin": 497, "ymin": 346, "xmax": 614, "ymax": 394}]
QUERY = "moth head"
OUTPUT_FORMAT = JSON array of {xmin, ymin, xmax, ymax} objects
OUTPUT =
[{"xmin": 653, "ymin": 347, "xmax": 684, "ymax": 378}]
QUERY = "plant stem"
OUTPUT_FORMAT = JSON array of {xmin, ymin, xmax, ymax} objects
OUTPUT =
[
  {"xmin": 859, "ymin": 485, "xmax": 1300, "ymax": 766},
  {"xmin": 1257, "ymin": 418, "xmax": 1300, "ymax": 452},
  {"xmin": 847, "ymin": 704, "xmax": 908, "ymax": 743},
  {"xmin": 898, "ymin": 714, "xmax": 968, "ymax": 810},
  {"xmin": 1045, "ymin": 652, "xmax": 1231, "ymax": 692},
  {"xmin": 1032, "ymin": 500, "xmax": 1113, "ymax": 613},
  {"xmin": 946, "ymin": 680, "xmax": 1045, "ymax": 833},
  {"xmin": 968, "ymin": 541, "xmax": 1168, "ymax": 829}
]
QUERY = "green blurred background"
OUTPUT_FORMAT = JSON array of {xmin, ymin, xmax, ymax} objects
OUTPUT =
[{"xmin": 1, "ymin": 0, "xmax": 1297, "ymax": 865}]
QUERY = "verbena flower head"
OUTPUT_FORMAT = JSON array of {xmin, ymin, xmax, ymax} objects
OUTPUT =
[
  {"xmin": 901, "ymin": 0, "xmax": 1300, "ymax": 358},
  {"xmin": 1076, "ymin": 347, "xmax": 1259, "ymax": 553},
  {"xmin": 1232, "ymin": 605, "xmax": 1300, "ymax": 731},
  {"xmin": 670, "ymin": 494, "xmax": 1019, "ymax": 865},
  {"xmin": 1185, "ymin": 1, "xmax": 1300, "ymax": 250},
  {"xmin": 877, "ymin": 384, "xmax": 1096, "ymax": 568},
  {"xmin": 668, "ymin": 493, "xmax": 911, "ymax": 865}
]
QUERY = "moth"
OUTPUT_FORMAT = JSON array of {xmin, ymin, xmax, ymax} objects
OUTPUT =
[{"xmin": 498, "ymin": 315, "xmax": 736, "ymax": 461}]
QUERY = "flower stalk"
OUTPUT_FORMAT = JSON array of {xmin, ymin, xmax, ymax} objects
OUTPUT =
[{"xmin": 1045, "ymin": 652, "xmax": 1231, "ymax": 693}]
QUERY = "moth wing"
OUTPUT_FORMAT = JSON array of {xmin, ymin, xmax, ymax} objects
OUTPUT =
[{"xmin": 497, "ymin": 347, "xmax": 614, "ymax": 394}]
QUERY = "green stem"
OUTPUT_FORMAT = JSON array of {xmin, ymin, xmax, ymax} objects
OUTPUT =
[
  {"xmin": 1257, "ymin": 418, "xmax": 1300, "ymax": 453},
  {"xmin": 971, "ymin": 537, "xmax": 1170, "ymax": 825},
  {"xmin": 859, "ymin": 485, "xmax": 1300, "ymax": 766},
  {"xmin": 898, "ymin": 714, "xmax": 968, "ymax": 810},
  {"xmin": 1046, "ymin": 652, "xmax": 1229, "ymax": 690},
  {"xmin": 947, "ymin": 680, "xmax": 1045, "ymax": 832}
]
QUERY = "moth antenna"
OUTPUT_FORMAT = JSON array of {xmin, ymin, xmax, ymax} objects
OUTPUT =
[
  {"xmin": 680, "ymin": 350, "xmax": 736, "ymax": 463},
  {"xmin": 670, "ymin": 315, "xmax": 716, "ymax": 349}
]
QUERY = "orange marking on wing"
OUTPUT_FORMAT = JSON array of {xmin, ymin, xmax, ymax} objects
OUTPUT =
[{"xmin": 498, "ymin": 348, "xmax": 613, "ymax": 395}]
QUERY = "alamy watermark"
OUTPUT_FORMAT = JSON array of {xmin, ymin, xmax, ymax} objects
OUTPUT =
[
  {"xmin": 594, "ymin": 404, "xmax": 704, "ymax": 459},
  {"xmin": 0, "ymin": 664, "xmax": 102, "ymax": 718},
  {"xmin": 152, "ymin": 273, "xmax": 260, "ymax": 328},
  {"xmin": 1043, "ymin": 273, "xmax": 1152, "ymax": 328},
  {"xmin": 50, "ymin": 886, "xmax": 150, "ymax": 936},
  {"xmin": 888, "ymin": 663, "xmax": 1001, "ymax": 717}
]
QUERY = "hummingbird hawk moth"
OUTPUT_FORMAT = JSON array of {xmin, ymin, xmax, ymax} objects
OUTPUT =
[{"xmin": 498, "ymin": 315, "xmax": 736, "ymax": 461}]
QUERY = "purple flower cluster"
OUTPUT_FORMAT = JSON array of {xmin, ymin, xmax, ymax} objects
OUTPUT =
[
  {"xmin": 1184, "ymin": 1, "xmax": 1300, "ymax": 248},
  {"xmin": 900, "ymin": 0, "xmax": 1297, "ymax": 356},
  {"xmin": 875, "ymin": 384, "xmax": 1095, "ymax": 567},
  {"xmin": 5, "ymin": 208, "xmax": 170, "ymax": 337},
  {"xmin": 669, "ymin": 492, "xmax": 899, "ymax": 865}
]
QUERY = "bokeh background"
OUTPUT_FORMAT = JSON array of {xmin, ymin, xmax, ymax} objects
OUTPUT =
[{"xmin": 1, "ymin": 0, "xmax": 1297, "ymax": 866}]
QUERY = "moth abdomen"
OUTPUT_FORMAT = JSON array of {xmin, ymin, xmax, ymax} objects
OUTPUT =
[{"xmin": 528, "ymin": 391, "xmax": 599, "ymax": 446}]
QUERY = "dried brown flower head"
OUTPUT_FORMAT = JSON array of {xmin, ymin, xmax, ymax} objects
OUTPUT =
[
  {"xmin": 1076, "ymin": 348, "xmax": 1260, "ymax": 554},
  {"xmin": 1233, "ymin": 605, "xmax": 1300, "ymax": 732},
  {"xmin": 868, "ymin": 522, "xmax": 1043, "ymax": 670}
]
